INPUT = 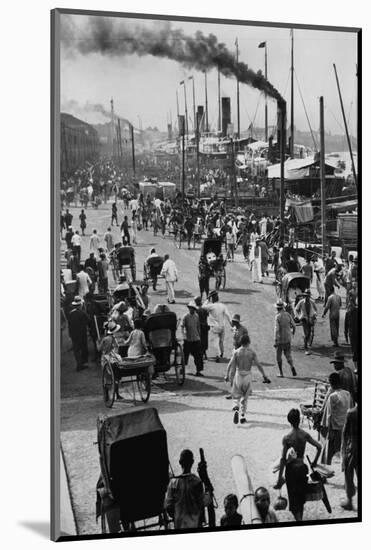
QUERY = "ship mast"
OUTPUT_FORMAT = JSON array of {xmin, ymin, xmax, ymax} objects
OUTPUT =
[
  {"xmin": 218, "ymin": 67, "xmax": 221, "ymax": 133},
  {"xmin": 236, "ymin": 38, "xmax": 240, "ymax": 139},
  {"xmin": 204, "ymin": 70, "xmax": 209, "ymax": 133},
  {"xmin": 290, "ymin": 29, "xmax": 294, "ymax": 158}
]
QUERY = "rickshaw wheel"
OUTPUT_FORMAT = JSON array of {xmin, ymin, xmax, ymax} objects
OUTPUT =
[
  {"xmin": 102, "ymin": 362, "xmax": 115, "ymax": 408},
  {"xmin": 137, "ymin": 370, "xmax": 151, "ymax": 402},
  {"xmin": 172, "ymin": 342, "xmax": 185, "ymax": 386}
]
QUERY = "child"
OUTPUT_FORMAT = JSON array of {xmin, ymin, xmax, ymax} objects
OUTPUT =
[
  {"xmin": 220, "ymin": 494, "xmax": 242, "ymax": 527},
  {"xmin": 124, "ymin": 318, "xmax": 148, "ymax": 357}
]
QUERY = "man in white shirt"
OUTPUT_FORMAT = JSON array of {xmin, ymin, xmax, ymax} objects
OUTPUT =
[
  {"xmin": 76, "ymin": 265, "xmax": 92, "ymax": 298},
  {"xmin": 160, "ymin": 254, "xmax": 178, "ymax": 304},
  {"xmin": 71, "ymin": 230, "xmax": 82, "ymax": 262},
  {"xmin": 129, "ymin": 197, "xmax": 139, "ymax": 216},
  {"xmin": 89, "ymin": 229, "xmax": 100, "ymax": 256},
  {"xmin": 202, "ymin": 290, "xmax": 232, "ymax": 362}
]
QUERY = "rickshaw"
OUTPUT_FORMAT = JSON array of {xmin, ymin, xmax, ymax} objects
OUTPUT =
[
  {"xmin": 96, "ymin": 407, "xmax": 171, "ymax": 533},
  {"xmin": 143, "ymin": 311, "xmax": 185, "ymax": 385},
  {"xmin": 143, "ymin": 255, "xmax": 164, "ymax": 288},
  {"xmin": 101, "ymin": 351, "xmax": 155, "ymax": 407},
  {"xmin": 200, "ymin": 238, "xmax": 227, "ymax": 290},
  {"xmin": 276, "ymin": 272, "xmax": 311, "ymax": 319},
  {"xmin": 116, "ymin": 245, "xmax": 136, "ymax": 281}
]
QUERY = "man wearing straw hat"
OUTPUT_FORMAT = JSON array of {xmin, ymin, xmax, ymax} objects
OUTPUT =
[
  {"xmin": 231, "ymin": 314, "xmax": 249, "ymax": 350},
  {"xmin": 294, "ymin": 289, "xmax": 317, "ymax": 354},
  {"xmin": 203, "ymin": 290, "xmax": 232, "ymax": 362},
  {"xmin": 181, "ymin": 301, "xmax": 204, "ymax": 377},
  {"xmin": 274, "ymin": 299, "xmax": 297, "ymax": 378}
]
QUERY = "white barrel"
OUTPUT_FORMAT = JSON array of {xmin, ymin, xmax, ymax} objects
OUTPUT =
[{"xmin": 231, "ymin": 455, "xmax": 262, "ymax": 524}]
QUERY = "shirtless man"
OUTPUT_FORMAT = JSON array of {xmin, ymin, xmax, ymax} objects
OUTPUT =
[{"xmin": 225, "ymin": 334, "xmax": 271, "ymax": 424}]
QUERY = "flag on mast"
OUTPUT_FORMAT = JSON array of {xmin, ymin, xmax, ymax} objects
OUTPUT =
[{"xmin": 258, "ymin": 42, "xmax": 266, "ymax": 48}]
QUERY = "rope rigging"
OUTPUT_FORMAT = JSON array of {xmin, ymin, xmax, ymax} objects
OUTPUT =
[{"xmin": 294, "ymin": 69, "xmax": 318, "ymax": 151}]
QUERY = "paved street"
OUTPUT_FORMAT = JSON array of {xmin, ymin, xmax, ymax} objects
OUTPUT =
[{"xmin": 60, "ymin": 201, "xmax": 357, "ymax": 535}]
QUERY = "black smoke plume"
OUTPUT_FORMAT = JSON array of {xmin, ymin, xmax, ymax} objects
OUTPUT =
[{"xmin": 61, "ymin": 16, "xmax": 284, "ymax": 104}]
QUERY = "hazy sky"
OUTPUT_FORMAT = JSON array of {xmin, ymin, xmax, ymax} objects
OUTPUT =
[{"xmin": 60, "ymin": 13, "xmax": 358, "ymax": 137}]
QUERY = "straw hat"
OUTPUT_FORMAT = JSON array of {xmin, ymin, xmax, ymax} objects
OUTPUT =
[{"xmin": 72, "ymin": 296, "xmax": 83, "ymax": 307}]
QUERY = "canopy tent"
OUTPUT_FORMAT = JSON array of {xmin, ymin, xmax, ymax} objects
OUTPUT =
[{"xmin": 268, "ymin": 157, "xmax": 336, "ymax": 180}]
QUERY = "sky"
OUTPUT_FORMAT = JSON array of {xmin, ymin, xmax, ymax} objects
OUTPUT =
[{"xmin": 60, "ymin": 13, "xmax": 358, "ymax": 138}]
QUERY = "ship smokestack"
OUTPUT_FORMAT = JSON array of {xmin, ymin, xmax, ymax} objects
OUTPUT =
[
  {"xmin": 197, "ymin": 105, "xmax": 204, "ymax": 133},
  {"xmin": 222, "ymin": 97, "xmax": 231, "ymax": 137}
]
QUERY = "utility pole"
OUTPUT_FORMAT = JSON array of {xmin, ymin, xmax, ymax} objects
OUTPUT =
[
  {"xmin": 178, "ymin": 115, "xmax": 186, "ymax": 203},
  {"xmin": 176, "ymin": 90, "xmax": 180, "ymax": 118},
  {"xmin": 196, "ymin": 111, "xmax": 200, "ymax": 198},
  {"xmin": 278, "ymin": 100, "xmax": 287, "ymax": 244},
  {"xmin": 333, "ymin": 64, "xmax": 357, "ymax": 184},
  {"xmin": 130, "ymin": 123, "xmax": 136, "ymax": 179},
  {"xmin": 320, "ymin": 96, "xmax": 326, "ymax": 255},
  {"xmin": 110, "ymin": 98, "xmax": 115, "ymax": 158},
  {"xmin": 290, "ymin": 29, "xmax": 294, "ymax": 158},
  {"xmin": 236, "ymin": 38, "xmax": 240, "ymax": 139},
  {"xmin": 258, "ymin": 41, "xmax": 268, "ymax": 141}
]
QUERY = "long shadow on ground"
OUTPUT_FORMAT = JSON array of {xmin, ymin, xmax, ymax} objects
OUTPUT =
[{"xmin": 222, "ymin": 288, "xmax": 260, "ymax": 295}]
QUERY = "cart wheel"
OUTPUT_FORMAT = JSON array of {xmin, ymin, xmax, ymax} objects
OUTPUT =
[
  {"xmin": 102, "ymin": 362, "xmax": 115, "ymax": 408},
  {"xmin": 137, "ymin": 371, "xmax": 151, "ymax": 402},
  {"xmin": 221, "ymin": 267, "xmax": 226, "ymax": 289},
  {"xmin": 173, "ymin": 342, "xmax": 185, "ymax": 386}
]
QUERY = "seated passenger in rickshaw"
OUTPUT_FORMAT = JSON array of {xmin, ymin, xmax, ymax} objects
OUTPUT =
[
  {"xmin": 110, "ymin": 301, "xmax": 132, "ymax": 338},
  {"xmin": 112, "ymin": 275, "xmax": 131, "ymax": 304},
  {"xmin": 123, "ymin": 318, "xmax": 148, "ymax": 357},
  {"xmin": 287, "ymin": 286, "xmax": 302, "ymax": 310}
]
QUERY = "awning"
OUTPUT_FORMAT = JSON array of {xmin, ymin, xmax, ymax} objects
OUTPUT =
[
  {"xmin": 328, "ymin": 200, "xmax": 357, "ymax": 212},
  {"xmin": 268, "ymin": 157, "xmax": 336, "ymax": 180}
]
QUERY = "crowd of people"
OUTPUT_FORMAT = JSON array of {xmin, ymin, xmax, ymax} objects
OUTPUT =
[{"xmin": 60, "ymin": 158, "xmax": 359, "ymax": 529}]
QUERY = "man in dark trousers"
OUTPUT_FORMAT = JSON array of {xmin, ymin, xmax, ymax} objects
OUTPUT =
[
  {"xmin": 344, "ymin": 299, "xmax": 358, "ymax": 372},
  {"xmin": 64, "ymin": 209, "xmax": 73, "ymax": 229},
  {"xmin": 330, "ymin": 351, "xmax": 357, "ymax": 404},
  {"xmin": 65, "ymin": 226, "xmax": 74, "ymax": 250},
  {"xmin": 67, "ymin": 295, "xmax": 90, "ymax": 370},
  {"xmin": 181, "ymin": 301, "xmax": 204, "ymax": 376},
  {"xmin": 111, "ymin": 202, "xmax": 119, "ymax": 226},
  {"xmin": 164, "ymin": 449, "xmax": 204, "ymax": 530},
  {"xmin": 120, "ymin": 215, "xmax": 131, "ymax": 245},
  {"xmin": 341, "ymin": 404, "xmax": 358, "ymax": 510},
  {"xmin": 274, "ymin": 299, "xmax": 297, "ymax": 377}
]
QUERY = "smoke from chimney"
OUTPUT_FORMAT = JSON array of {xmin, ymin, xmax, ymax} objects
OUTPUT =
[
  {"xmin": 61, "ymin": 16, "xmax": 284, "ymax": 103},
  {"xmin": 61, "ymin": 99, "xmax": 133, "ymax": 128}
]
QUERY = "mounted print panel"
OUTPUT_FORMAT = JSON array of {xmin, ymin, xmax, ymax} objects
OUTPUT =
[{"xmin": 51, "ymin": 8, "xmax": 360, "ymax": 541}]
